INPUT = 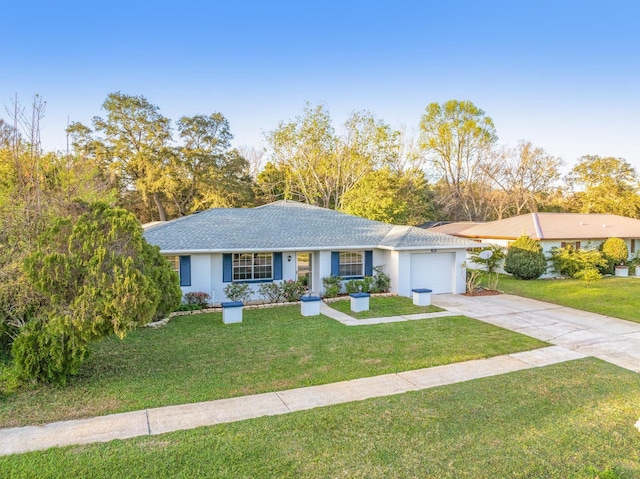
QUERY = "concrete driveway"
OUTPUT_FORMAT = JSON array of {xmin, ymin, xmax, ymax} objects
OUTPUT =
[{"xmin": 432, "ymin": 293, "xmax": 640, "ymax": 373}]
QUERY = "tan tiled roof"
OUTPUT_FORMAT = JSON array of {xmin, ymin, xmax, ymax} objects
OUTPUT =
[
  {"xmin": 428, "ymin": 222, "xmax": 483, "ymax": 235},
  {"xmin": 451, "ymin": 213, "xmax": 640, "ymax": 240}
]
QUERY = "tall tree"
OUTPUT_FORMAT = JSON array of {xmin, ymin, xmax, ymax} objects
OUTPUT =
[
  {"xmin": 89, "ymin": 92, "xmax": 173, "ymax": 220},
  {"xmin": 333, "ymin": 111, "xmax": 402, "ymax": 209},
  {"xmin": 484, "ymin": 141, "xmax": 563, "ymax": 217},
  {"xmin": 565, "ymin": 155, "xmax": 640, "ymax": 217},
  {"xmin": 266, "ymin": 104, "xmax": 402, "ymax": 209},
  {"xmin": 341, "ymin": 167, "xmax": 433, "ymax": 225},
  {"xmin": 419, "ymin": 100, "xmax": 497, "ymax": 221},
  {"xmin": 166, "ymin": 113, "xmax": 254, "ymax": 215},
  {"xmin": 267, "ymin": 104, "xmax": 337, "ymax": 207}
]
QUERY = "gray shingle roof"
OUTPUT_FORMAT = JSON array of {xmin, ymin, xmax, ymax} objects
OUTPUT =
[{"xmin": 143, "ymin": 201, "xmax": 479, "ymax": 252}]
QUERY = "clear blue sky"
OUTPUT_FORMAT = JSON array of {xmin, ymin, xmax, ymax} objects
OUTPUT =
[{"xmin": 2, "ymin": 0, "xmax": 639, "ymax": 169}]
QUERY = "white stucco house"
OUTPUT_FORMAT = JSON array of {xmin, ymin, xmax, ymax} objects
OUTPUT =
[
  {"xmin": 143, "ymin": 200, "xmax": 480, "ymax": 303},
  {"xmin": 430, "ymin": 212, "xmax": 640, "ymax": 276}
]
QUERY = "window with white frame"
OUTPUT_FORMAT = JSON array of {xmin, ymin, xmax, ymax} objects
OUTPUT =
[
  {"xmin": 165, "ymin": 255, "xmax": 180, "ymax": 274},
  {"xmin": 339, "ymin": 251, "xmax": 363, "ymax": 277},
  {"xmin": 233, "ymin": 253, "xmax": 273, "ymax": 281}
]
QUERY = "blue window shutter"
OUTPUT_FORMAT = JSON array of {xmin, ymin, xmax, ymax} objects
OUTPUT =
[
  {"xmin": 223, "ymin": 254, "xmax": 232, "ymax": 283},
  {"xmin": 179, "ymin": 256, "xmax": 191, "ymax": 286},
  {"xmin": 273, "ymin": 252, "xmax": 283, "ymax": 280},
  {"xmin": 331, "ymin": 251, "xmax": 340, "ymax": 276},
  {"xmin": 364, "ymin": 250, "xmax": 373, "ymax": 277}
]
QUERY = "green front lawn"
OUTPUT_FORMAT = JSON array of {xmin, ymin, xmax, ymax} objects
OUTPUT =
[
  {"xmin": 3, "ymin": 358, "xmax": 639, "ymax": 478},
  {"xmin": 0, "ymin": 305, "xmax": 545, "ymax": 428},
  {"xmin": 492, "ymin": 274, "xmax": 640, "ymax": 322},
  {"xmin": 328, "ymin": 295, "xmax": 443, "ymax": 319}
]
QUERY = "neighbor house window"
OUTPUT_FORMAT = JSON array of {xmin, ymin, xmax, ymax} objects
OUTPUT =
[
  {"xmin": 233, "ymin": 253, "xmax": 273, "ymax": 281},
  {"xmin": 339, "ymin": 251, "xmax": 363, "ymax": 277},
  {"xmin": 560, "ymin": 241, "xmax": 581, "ymax": 250}
]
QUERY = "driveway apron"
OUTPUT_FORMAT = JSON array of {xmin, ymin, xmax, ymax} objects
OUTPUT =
[{"xmin": 432, "ymin": 293, "xmax": 640, "ymax": 372}]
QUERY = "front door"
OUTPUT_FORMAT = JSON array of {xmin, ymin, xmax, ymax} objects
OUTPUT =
[{"xmin": 297, "ymin": 252, "xmax": 313, "ymax": 292}]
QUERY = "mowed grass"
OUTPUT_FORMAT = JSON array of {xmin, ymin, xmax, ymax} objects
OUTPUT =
[
  {"xmin": 328, "ymin": 295, "xmax": 444, "ymax": 319},
  {"xmin": 3, "ymin": 358, "xmax": 640, "ymax": 478},
  {"xmin": 0, "ymin": 305, "xmax": 545, "ymax": 428},
  {"xmin": 492, "ymin": 274, "xmax": 640, "ymax": 323}
]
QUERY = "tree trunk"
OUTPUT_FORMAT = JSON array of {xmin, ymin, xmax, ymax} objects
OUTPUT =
[{"xmin": 153, "ymin": 192, "xmax": 167, "ymax": 221}]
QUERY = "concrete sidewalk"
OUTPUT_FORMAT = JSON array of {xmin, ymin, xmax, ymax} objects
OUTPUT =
[
  {"xmin": 319, "ymin": 302, "xmax": 459, "ymax": 326},
  {"xmin": 0, "ymin": 345, "xmax": 584, "ymax": 456},
  {"xmin": 433, "ymin": 293, "xmax": 640, "ymax": 373},
  {"xmin": 7, "ymin": 293, "xmax": 638, "ymax": 457}
]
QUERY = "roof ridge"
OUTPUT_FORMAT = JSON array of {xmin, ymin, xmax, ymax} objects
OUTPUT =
[
  {"xmin": 532, "ymin": 212, "xmax": 543, "ymax": 239},
  {"xmin": 379, "ymin": 224, "xmax": 413, "ymax": 245}
]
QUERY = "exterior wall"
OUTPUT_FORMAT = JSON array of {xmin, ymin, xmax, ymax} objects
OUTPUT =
[
  {"xmin": 180, "ymin": 253, "xmax": 213, "ymax": 299},
  {"xmin": 282, "ymin": 253, "xmax": 297, "ymax": 282},
  {"xmin": 178, "ymin": 247, "xmax": 467, "ymax": 302},
  {"xmin": 316, "ymin": 250, "xmax": 333, "ymax": 295},
  {"xmin": 395, "ymin": 251, "xmax": 412, "ymax": 297},
  {"xmin": 453, "ymin": 249, "xmax": 468, "ymax": 294}
]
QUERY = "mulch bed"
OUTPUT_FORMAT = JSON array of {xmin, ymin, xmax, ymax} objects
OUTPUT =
[{"xmin": 463, "ymin": 288, "xmax": 502, "ymax": 297}]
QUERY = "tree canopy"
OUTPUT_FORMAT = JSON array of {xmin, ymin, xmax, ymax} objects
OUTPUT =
[
  {"xmin": 419, "ymin": 100, "xmax": 498, "ymax": 221},
  {"xmin": 68, "ymin": 93, "xmax": 254, "ymax": 222},
  {"xmin": 565, "ymin": 156, "xmax": 640, "ymax": 217},
  {"xmin": 14, "ymin": 202, "xmax": 181, "ymax": 383}
]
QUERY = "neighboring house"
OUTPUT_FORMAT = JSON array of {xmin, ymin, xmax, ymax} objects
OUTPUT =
[
  {"xmin": 431, "ymin": 212, "xmax": 640, "ymax": 276},
  {"xmin": 421, "ymin": 221, "xmax": 482, "ymax": 236},
  {"xmin": 143, "ymin": 200, "xmax": 480, "ymax": 303}
]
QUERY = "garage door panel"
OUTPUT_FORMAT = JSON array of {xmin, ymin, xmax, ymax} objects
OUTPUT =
[{"xmin": 410, "ymin": 253, "xmax": 454, "ymax": 294}]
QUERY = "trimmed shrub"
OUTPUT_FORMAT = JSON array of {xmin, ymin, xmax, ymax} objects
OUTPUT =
[
  {"xmin": 372, "ymin": 265, "xmax": 391, "ymax": 293},
  {"xmin": 602, "ymin": 237, "xmax": 628, "ymax": 264},
  {"xmin": 361, "ymin": 276, "xmax": 374, "ymax": 293},
  {"xmin": 281, "ymin": 279, "xmax": 306, "ymax": 302},
  {"xmin": 504, "ymin": 236, "xmax": 546, "ymax": 280},
  {"xmin": 184, "ymin": 291, "xmax": 211, "ymax": 308},
  {"xmin": 322, "ymin": 275, "xmax": 342, "ymax": 298},
  {"xmin": 574, "ymin": 267, "xmax": 602, "ymax": 286},
  {"xmin": 258, "ymin": 283, "xmax": 284, "ymax": 303},
  {"xmin": 223, "ymin": 282, "xmax": 251, "ymax": 303},
  {"xmin": 510, "ymin": 235, "xmax": 542, "ymax": 253},
  {"xmin": 345, "ymin": 279, "xmax": 362, "ymax": 294}
]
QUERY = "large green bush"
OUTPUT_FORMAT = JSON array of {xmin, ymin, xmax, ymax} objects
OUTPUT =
[
  {"xmin": 550, "ymin": 246, "xmax": 607, "ymax": 278},
  {"xmin": 504, "ymin": 235, "xmax": 546, "ymax": 280},
  {"xmin": 13, "ymin": 202, "xmax": 181, "ymax": 384}
]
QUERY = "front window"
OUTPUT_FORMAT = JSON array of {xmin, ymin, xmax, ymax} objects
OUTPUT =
[
  {"xmin": 339, "ymin": 251, "xmax": 363, "ymax": 277},
  {"xmin": 233, "ymin": 253, "xmax": 273, "ymax": 281},
  {"xmin": 165, "ymin": 255, "xmax": 180, "ymax": 274}
]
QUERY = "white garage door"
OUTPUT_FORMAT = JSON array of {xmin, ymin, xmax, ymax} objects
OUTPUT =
[{"xmin": 410, "ymin": 253, "xmax": 455, "ymax": 294}]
